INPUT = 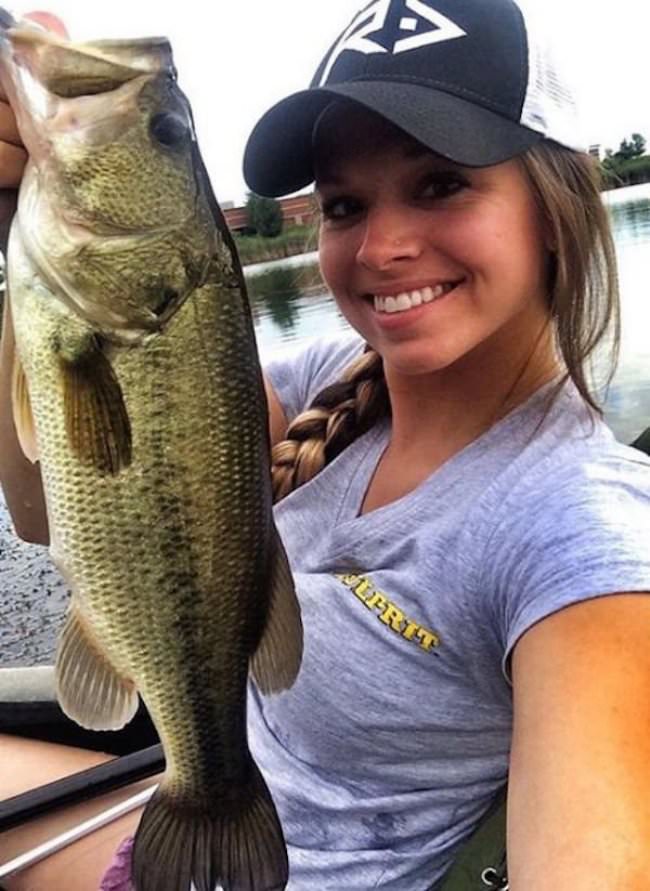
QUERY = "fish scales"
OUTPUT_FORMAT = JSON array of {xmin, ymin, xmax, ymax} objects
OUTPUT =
[{"xmin": 0, "ymin": 12, "xmax": 301, "ymax": 891}]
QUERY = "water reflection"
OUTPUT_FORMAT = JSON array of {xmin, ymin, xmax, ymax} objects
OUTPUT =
[
  {"xmin": 247, "ymin": 264, "xmax": 323, "ymax": 332},
  {"xmin": 607, "ymin": 198, "xmax": 650, "ymax": 244}
]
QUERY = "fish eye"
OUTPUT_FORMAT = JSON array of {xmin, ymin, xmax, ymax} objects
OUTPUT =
[{"xmin": 149, "ymin": 112, "xmax": 190, "ymax": 148}]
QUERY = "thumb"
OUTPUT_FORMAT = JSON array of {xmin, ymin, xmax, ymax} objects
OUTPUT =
[{"xmin": 23, "ymin": 11, "xmax": 69, "ymax": 38}]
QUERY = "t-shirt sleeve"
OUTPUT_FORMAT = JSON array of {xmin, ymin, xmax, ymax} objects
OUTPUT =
[
  {"xmin": 480, "ymin": 447, "xmax": 650, "ymax": 683},
  {"xmin": 263, "ymin": 332, "xmax": 365, "ymax": 422}
]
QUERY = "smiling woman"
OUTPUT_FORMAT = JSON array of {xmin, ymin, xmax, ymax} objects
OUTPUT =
[
  {"xmin": 236, "ymin": 1, "xmax": 650, "ymax": 889},
  {"xmin": 1, "ymin": 2, "xmax": 650, "ymax": 891}
]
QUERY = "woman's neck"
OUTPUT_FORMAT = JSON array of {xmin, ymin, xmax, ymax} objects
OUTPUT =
[{"xmin": 382, "ymin": 325, "xmax": 560, "ymax": 456}]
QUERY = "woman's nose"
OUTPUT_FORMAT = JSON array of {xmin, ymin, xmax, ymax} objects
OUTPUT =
[{"xmin": 355, "ymin": 206, "xmax": 423, "ymax": 271}]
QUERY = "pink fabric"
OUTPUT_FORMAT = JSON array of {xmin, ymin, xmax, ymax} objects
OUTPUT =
[{"xmin": 99, "ymin": 835, "xmax": 135, "ymax": 890}]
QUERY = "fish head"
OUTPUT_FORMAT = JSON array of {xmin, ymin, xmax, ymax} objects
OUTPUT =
[{"xmin": 0, "ymin": 17, "xmax": 221, "ymax": 340}]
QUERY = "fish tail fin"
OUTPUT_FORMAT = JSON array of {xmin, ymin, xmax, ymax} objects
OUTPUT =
[{"xmin": 132, "ymin": 763, "xmax": 288, "ymax": 891}]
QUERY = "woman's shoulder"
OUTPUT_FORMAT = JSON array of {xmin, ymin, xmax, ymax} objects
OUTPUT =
[
  {"xmin": 473, "ymin": 388, "xmax": 650, "ymax": 567},
  {"xmin": 263, "ymin": 330, "xmax": 365, "ymax": 421},
  {"xmin": 496, "ymin": 381, "xmax": 650, "ymax": 493}
]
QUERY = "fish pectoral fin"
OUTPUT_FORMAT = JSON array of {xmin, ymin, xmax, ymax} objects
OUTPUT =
[
  {"xmin": 55, "ymin": 601, "xmax": 138, "ymax": 731},
  {"xmin": 59, "ymin": 334, "xmax": 132, "ymax": 476},
  {"xmin": 11, "ymin": 351, "xmax": 39, "ymax": 463},
  {"xmin": 250, "ymin": 529, "xmax": 303, "ymax": 695}
]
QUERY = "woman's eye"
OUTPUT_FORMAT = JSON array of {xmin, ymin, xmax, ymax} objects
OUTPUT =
[
  {"xmin": 420, "ymin": 174, "xmax": 467, "ymax": 200},
  {"xmin": 320, "ymin": 196, "xmax": 362, "ymax": 222}
]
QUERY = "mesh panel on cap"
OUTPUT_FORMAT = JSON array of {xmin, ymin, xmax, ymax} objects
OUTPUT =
[{"xmin": 515, "ymin": 0, "xmax": 585, "ymax": 151}]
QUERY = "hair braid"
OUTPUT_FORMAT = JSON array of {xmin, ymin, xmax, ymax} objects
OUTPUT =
[{"xmin": 271, "ymin": 346, "xmax": 389, "ymax": 502}]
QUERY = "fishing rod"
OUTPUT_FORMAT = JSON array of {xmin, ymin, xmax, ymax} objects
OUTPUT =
[
  {"xmin": 0, "ymin": 742, "xmax": 164, "ymax": 833},
  {"xmin": 0, "ymin": 785, "xmax": 158, "ymax": 881}
]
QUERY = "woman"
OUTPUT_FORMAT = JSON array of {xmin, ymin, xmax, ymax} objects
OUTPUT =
[{"xmin": 2, "ymin": 1, "xmax": 650, "ymax": 889}]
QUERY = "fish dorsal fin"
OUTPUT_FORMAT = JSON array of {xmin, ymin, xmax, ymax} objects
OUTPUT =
[
  {"xmin": 58, "ymin": 335, "xmax": 132, "ymax": 476},
  {"xmin": 55, "ymin": 600, "xmax": 138, "ymax": 731},
  {"xmin": 11, "ymin": 351, "xmax": 39, "ymax": 462},
  {"xmin": 250, "ymin": 529, "xmax": 303, "ymax": 694}
]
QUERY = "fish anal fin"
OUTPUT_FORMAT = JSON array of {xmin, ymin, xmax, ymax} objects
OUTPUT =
[
  {"xmin": 11, "ymin": 352, "xmax": 39, "ymax": 463},
  {"xmin": 133, "ymin": 763, "xmax": 288, "ymax": 891},
  {"xmin": 250, "ymin": 530, "xmax": 303, "ymax": 695},
  {"xmin": 55, "ymin": 601, "xmax": 138, "ymax": 731},
  {"xmin": 59, "ymin": 336, "xmax": 132, "ymax": 476}
]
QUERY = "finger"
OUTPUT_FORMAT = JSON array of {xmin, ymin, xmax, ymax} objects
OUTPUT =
[
  {"xmin": 0, "ymin": 141, "xmax": 27, "ymax": 188},
  {"xmin": 23, "ymin": 11, "xmax": 69, "ymax": 38},
  {"xmin": 0, "ymin": 101, "xmax": 21, "ymax": 146},
  {"xmin": 0, "ymin": 188, "xmax": 17, "ymax": 249}
]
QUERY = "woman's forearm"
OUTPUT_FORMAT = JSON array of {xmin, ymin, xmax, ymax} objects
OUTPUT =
[{"xmin": 0, "ymin": 292, "xmax": 49, "ymax": 544}]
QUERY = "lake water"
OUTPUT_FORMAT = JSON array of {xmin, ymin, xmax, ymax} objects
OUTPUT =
[{"xmin": 2, "ymin": 184, "xmax": 650, "ymax": 667}]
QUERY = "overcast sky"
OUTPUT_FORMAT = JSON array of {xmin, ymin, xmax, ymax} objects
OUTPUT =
[{"xmin": 13, "ymin": 0, "xmax": 650, "ymax": 205}]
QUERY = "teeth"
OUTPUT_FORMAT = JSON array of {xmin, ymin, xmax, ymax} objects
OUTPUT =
[{"xmin": 373, "ymin": 284, "xmax": 455, "ymax": 314}]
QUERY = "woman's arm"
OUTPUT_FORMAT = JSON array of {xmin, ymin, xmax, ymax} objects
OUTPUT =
[{"xmin": 508, "ymin": 592, "xmax": 650, "ymax": 890}]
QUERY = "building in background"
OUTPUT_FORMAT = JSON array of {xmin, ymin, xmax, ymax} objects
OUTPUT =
[{"xmin": 221, "ymin": 194, "xmax": 317, "ymax": 234}]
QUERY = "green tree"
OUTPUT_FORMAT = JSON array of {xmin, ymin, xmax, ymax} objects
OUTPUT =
[
  {"xmin": 245, "ymin": 192, "xmax": 284, "ymax": 238},
  {"xmin": 631, "ymin": 132, "xmax": 646, "ymax": 157},
  {"xmin": 614, "ymin": 132, "xmax": 646, "ymax": 161}
]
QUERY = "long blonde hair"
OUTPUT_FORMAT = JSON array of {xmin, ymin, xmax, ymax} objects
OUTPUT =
[{"xmin": 271, "ymin": 143, "xmax": 620, "ymax": 503}]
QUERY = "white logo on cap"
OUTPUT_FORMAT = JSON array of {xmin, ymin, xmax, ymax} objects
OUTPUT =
[{"xmin": 318, "ymin": 0, "xmax": 467, "ymax": 87}]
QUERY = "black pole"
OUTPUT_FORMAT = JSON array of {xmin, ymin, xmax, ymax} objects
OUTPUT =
[{"xmin": 0, "ymin": 743, "xmax": 164, "ymax": 833}]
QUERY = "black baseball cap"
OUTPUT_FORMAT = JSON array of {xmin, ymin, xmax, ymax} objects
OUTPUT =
[{"xmin": 243, "ymin": 0, "xmax": 582, "ymax": 197}]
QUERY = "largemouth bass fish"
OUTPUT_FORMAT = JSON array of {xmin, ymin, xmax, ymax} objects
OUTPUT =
[{"xmin": 0, "ymin": 13, "xmax": 302, "ymax": 891}]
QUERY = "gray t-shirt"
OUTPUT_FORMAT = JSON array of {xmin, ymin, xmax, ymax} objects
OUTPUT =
[{"xmin": 248, "ymin": 333, "xmax": 650, "ymax": 890}]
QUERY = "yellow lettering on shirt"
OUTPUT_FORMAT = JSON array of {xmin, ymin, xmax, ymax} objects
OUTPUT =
[
  {"xmin": 353, "ymin": 579, "xmax": 372, "ymax": 600},
  {"xmin": 379, "ymin": 603, "xmax": 405, "ymax": 632},
  {"xmin": 416, "ymin": 628, "xmax": 440, "ymax": 651},
  {"xmin": 364, "ymin": 591, "xmax": 387, "ymax": 610},
  {"xmin": 335, "ymin": 573, "xmax": 441, "ymax": 654},
  {"xmin": 402, "ymin": 620, "xmax": 420, "ymax": 640}
]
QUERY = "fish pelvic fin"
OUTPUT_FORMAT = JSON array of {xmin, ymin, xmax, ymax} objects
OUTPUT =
[
  {"xmin": 11, "ymin": 350, "xmax": 39, "ymax": 462},
  {"xmin": 132, "ymin": 763, "xmax": 288, "ymax": 891},
  {"xmin": 55, "ymin": 600, "xmax": 138, "ymax": 731},
  {"xmin": 58, "ymin": 333, "xmax": 132, "ymax": 476},
  {"xmin": 250, "ymin": 529, "xmax": 303, "ymax": 695}
]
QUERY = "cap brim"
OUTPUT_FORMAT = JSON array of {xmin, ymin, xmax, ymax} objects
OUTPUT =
[{"xmin": 243, "ymin": 81, "xmax": 543, "ymax": 197}]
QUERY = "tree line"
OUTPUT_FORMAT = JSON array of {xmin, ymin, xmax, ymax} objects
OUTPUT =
[{"xmin": 601, "ymin": 132, "xmax": 650, "ymax": 189}]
